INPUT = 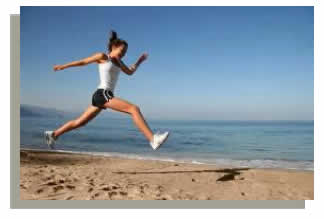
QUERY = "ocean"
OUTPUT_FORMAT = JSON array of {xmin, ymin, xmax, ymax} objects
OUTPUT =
[{"xmin": 20, "ymin": 114, "xmax": 314, "ymax": 170}]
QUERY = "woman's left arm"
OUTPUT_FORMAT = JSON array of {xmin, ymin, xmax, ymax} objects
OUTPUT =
[{"xmin": 119, "ymin": 53, "xmax": 148, "ymax": 75}]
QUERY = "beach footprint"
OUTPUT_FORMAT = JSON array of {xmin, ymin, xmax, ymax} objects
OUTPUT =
[
  {"xmin": 66, "ymin": 185, "xmax": 76, "ymax": 190},
  {"xmin": 53, "ymin": 185, "xmax": 64, "ymax": 193},
  {"xmin": 90, "ymin": 192, "xmax": 100, "ymax": 200}
]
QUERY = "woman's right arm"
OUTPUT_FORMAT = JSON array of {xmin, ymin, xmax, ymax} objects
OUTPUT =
[{"xmin": 53, "ymin": 53, "xmax": 106, "ymax": 71}]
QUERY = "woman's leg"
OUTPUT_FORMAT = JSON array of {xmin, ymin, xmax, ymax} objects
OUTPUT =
[
  {"xmin": 53, "ymin": 105, "xmax": 102, "ymax": 139},
  {"xmin": 103, "ymin": 97, "xmax": 154, "ymax": 142}
]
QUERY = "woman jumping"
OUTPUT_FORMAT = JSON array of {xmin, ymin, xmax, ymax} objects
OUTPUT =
[{"xmin": 44, "ymin": 31, "xmax": 169, "ymax": 151}]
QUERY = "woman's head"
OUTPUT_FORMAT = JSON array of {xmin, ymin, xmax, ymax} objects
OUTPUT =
[{"xmin": 108, "ymin": 30, "xmax": 128, "ymax": 59}]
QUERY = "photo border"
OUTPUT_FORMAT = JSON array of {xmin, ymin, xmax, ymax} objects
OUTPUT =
[{"xmin": 11, "ymin": 12, "xmax": 306, "ymax": 209}]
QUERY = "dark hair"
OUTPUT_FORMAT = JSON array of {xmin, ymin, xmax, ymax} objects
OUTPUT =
[{"xmin": 108, "ymin": 30, "xmax": 128, "ymax": 54}]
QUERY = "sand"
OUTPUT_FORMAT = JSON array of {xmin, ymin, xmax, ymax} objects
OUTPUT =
[{"xmin": 20, "ymin": 149, "xmax": 314, "ymax": 200}]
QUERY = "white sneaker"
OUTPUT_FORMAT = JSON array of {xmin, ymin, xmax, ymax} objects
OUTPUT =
[
  {"xmin": 150, "ymin": 131, "xmax": 169, "ymax": 150},
  {"xmin": 44, "ymin": 131, "xmax": 57, "ymax": 149}
]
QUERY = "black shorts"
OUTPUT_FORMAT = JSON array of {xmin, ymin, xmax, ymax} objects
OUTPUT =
[{"xmin": 91, "ymin": 89, "xmax": 114, "ymax": 110}]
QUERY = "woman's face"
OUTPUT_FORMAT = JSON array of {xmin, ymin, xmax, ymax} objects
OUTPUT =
[{"xmin": 112, "ymin": 44, "xmax": 127, "ymax": 59}]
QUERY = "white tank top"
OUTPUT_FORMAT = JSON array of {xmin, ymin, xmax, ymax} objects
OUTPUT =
[{"xmin": 97, "ymin": 59, "xmax": 121, "ymax": 92}]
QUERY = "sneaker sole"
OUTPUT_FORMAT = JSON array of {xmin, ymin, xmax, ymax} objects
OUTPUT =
[{"xmin": 153, "ymin": 132, "xmax": 170, "ymax": 151}]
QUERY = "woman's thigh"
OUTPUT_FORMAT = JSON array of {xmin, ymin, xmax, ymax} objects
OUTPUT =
[
  {"xmin": 75, "ymin": 105, "xmax": 102, "ymax": 125},
  {"xmin": 102, "ymin": 97, "xmax": 135, "ymax": 114}
]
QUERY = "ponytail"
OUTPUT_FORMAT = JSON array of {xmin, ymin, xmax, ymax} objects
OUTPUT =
[
  {"xmin": 107, "ymin": 30, "xmax": 128, "ymax": 54},
  {"xmin": 108, "ymin": 30, "xmax": 118, "ymax": 52}
]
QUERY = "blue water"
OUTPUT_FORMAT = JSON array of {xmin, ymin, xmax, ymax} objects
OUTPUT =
[{"xmin": 20, "ymin": 115, "xmax": 314, "ymax": 170}]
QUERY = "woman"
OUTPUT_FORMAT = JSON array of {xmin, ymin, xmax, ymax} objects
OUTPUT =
[{"xmin": 44, "ymin": 31, "xmax": 169, "ymax": 151}]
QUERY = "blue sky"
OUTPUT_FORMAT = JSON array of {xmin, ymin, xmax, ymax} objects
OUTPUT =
[{"xmin": 21, "ymin": 6, "xmax": 314, "ymax": 120}]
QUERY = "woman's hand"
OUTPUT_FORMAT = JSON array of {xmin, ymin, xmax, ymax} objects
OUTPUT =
[
  {"xmin": 53, "ymin": 65, "xmax": 65, "ymax": 71},
  {"xmin": 138, "ymin": 53, "xmax": 148, "ymax": 63},
  {"xmin": 119, "ymin": 53, "xmax": 148, "ymax": 75}
]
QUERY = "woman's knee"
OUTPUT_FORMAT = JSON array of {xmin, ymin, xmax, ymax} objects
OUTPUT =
[{"xmin": 129, "ymin": 104, "xmax": 140, "ymax": 114}]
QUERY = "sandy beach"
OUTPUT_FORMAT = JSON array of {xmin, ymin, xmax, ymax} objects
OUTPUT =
[{"xmin": 20, "ymin": 149, "xmax": 314, "ymax": 200}]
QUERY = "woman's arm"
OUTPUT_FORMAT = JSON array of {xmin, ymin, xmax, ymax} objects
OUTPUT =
[
  {"xmin": 53, "ymin": 53, "xmax": 106, "ymax": 71},
  {"xmin": 118, "ymin": 53, "xmax": 148, "ymax": 75}
]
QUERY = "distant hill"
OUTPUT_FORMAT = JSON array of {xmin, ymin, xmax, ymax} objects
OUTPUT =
[
  {"xmin": 20, "ymin": 104, "xmax": 125, "ymax": 119},
  {"xmin": 20, "ymin": 104, "xmax": 67, "ymax": 118}
]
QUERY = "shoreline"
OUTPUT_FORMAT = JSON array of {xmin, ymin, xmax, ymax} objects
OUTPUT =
[
  {"xmin": 20, "ymin": 148, "xmax": 314, "ymax": 200},
  {"xmin": 20, "ymin": 147, "xmax": 314, "ymax": 172}
]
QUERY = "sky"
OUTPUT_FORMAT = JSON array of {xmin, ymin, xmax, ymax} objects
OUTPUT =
[{"xmin": 20, "ymin": 6, "xmax": 314, "ymax": 120}]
